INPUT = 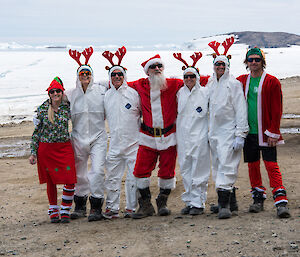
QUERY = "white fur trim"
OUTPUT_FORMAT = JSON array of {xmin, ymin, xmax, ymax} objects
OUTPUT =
[
  {"xmin": 49, "ymin": 205, "xmax": 60, "ymax": 210},
  {"xmin": 62, "ymin": 195, "xmax": 74, "ymax": 201},
  {"xmin": 264, "ymin": 129, "xmax": 281, "ymax": 139},
  {"xmin": 60, "ymin": 205, "xmax": 72, "ymax": 210},
  {"xmin": 63, "ymin": 186, "xmax": 75, "ymax": 192},
  {"xmin": 256, "ymin": 71, "xmax": 268, "ymax": 146},
  {"xmin": 144, "ymin": 58, "xmax": 163, "ymax": 74},
  {"xmin": 274, "ymin": 199, "xmax": 288, "ymax": 206},
  {"xmin": 136, "ymin": 177, "xmax": 151, "ymax": 189},
  {"xmin": 158, "ymin": 177, "xmax": 176, "ymax": 189},
  {"xmin": 150, "ymin": 88, "xmax": 164, "ymax": 127}
]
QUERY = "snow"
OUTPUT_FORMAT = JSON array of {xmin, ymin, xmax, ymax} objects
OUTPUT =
[{"xmin": 1, "ymin": 35, "xmax": 300, "ymax": 124}]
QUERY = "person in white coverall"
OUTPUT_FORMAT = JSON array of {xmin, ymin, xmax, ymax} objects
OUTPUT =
[
  {"xmin": 207, "ymin": 38, "xmax": 249, "ymax": 219},
  {"xmin": 66, "ymin": 47, "xmax": 107, "ymax": 222},
  {"xmin": 174, "ymin": 52, "xmax": 210, "ymax": 216},
  {"xmin": 177, "ymin": 69, "xmax": 210, "ymax": 216},
  {"xmin": 103, "ymin": 64, "xmax": 140, "ymax": 219}
]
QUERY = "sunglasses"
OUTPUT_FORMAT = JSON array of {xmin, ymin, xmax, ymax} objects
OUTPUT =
[
  {"xmin": 79, "ymin": 71, "xmax": 91, "ymax": 76},
  {"xmin": 214, "ymin": 62, "xmax": 226, "ymax": 66},
  {"xmin": 184, "ymin": 74, "xmax": 196, "ymax": 79},
  {"xmin": 247, "ymin": 57, "xmax": 262, "ymax": 63},
  {"xmin": 149, "ymin": 63, "xmax": 163, "ymax": 69},
  {"xmin": 49, "ymin": 89, "xmax": 62, "ymax": 94},
  {"xmin": 111, "ymin": 72, "xmax": 124, "ymax": 77}
]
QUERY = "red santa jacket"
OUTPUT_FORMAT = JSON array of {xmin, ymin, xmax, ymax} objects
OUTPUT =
[
  {"xmin": 237, "ymin": 72, "xmax": 284, "ymax": 146},
  {"xmin": 128, "ymin": 78, "xmax": 183, "ymax": 137},
  {"xmin": 128, "ymin": 76, "xmax": 209, "ymax": 135}
]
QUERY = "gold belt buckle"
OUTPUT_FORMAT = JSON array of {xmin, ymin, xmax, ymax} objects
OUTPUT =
[{"xmin": 154, "ymin": 127, "xmax": 162, "ymax": 137}]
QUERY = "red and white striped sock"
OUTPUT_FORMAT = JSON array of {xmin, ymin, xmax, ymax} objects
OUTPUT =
[
  {"xmin": 48, "ymin": 205, "xmax": 60, "ymax": 219},
  {"xmin": 60, "ymin": 184, "xmax": 75, "ymax": 219}
]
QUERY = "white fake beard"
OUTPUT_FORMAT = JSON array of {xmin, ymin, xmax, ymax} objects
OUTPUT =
[{"xmin": 149, "ymin": 73, "xmax": 167, "ymax": 90}]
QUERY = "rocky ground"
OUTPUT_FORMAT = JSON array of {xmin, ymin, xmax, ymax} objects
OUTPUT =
[{"xmin": 0, "ymin": 77, "xmax": 299, "ymax": 257}]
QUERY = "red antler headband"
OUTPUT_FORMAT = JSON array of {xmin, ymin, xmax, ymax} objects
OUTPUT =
[
  {"xmin": 102, "ymin": 46, "xmax": 127, "ymax": 71},
  {"xmin": 173, "ymin": 52, "xmax": 203, "ymax": 73},
  {"xmin": 208, "ymin": 36, "xmax": 234, "ymax": 59},
  {"xmin": 69, "ymin": 46, "xmax": 94, "ymax": 66}
]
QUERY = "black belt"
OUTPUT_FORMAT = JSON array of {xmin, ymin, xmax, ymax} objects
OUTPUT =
[{"xmin": 141, "ymin": 123, "xmax": 174, "ymax": 137}]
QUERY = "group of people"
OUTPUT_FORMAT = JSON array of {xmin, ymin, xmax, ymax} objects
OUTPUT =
[{"xmin": 29, "ymin": 37, "xmax": 291, "ymax": 224}]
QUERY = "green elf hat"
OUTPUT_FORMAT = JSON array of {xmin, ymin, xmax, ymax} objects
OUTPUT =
[
  {"xmin": 246, "ymin": 47, "xmax": 265, "ymax": 59},
  {"xmin": 46, "ymin": 76, "xmax": 64, "ymax": 93}
]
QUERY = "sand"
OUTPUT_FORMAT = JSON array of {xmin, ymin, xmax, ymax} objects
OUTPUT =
[{"xmin": 0, "ymin": 77, "xmax": 299, "ymax": 257}]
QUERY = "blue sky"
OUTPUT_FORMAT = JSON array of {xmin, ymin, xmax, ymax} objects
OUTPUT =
[{"xmin": 1, "ymin": 0, "xmax": 299, "ymax": 46}]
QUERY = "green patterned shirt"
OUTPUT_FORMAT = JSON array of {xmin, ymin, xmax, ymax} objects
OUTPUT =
[{"xmin": 30, "ymin": 100, "xmax": 71, "ymax": 156}]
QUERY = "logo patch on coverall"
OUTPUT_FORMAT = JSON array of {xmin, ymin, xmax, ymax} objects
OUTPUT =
[
  {"xmin": 125, "ymin": 103, "xmax": 132, "ymax": 109},
  {"xmin": 196, "ymin": 107, "xmax": 202, "ymax": 113}
]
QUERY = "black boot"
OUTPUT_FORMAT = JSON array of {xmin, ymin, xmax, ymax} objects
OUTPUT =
[
  {"xmin": 276, "ymin": 202, "xmax": 291, "ymax": 218},
  {"xmin": 217, "ymin": 189, "xmax": 232, "ymax": 219},
  {"xmin": 70, "ymin": 195, "xmax": 87, "ymax": 220},
  {"xmin": 229, "ymin": 187, "xmax": 238, "ymax": 214},
  {"xmin": 210, "ymin": 187, "xmax": 238, "ymax": 214},
  {"xmin": 273, "ymin": 189, "xmax": 290, "ymax": 218},
  {"xmin": 132, "ymin": 188, "xmax": 155, "ymax": 219},
  {"xmin": 156, "ymin": 188, "xmax": 171, "ymax": 216},
  {"xmin": 249, "ymin": 189, "xmax": 265, "ymax": 213},
  {"xmin": 88, "ymin": 196, "xmax": 104, "ymax": 222}
]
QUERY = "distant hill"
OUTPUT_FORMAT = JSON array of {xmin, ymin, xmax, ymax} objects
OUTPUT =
[{"xmin": 227, "ymin": 31, "xmax": 300, "ymax": 48}]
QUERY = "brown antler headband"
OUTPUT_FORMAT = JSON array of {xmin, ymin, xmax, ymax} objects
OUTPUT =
[
  {"xmin": 69, "ymin": 46, "xmax": 94, "ymax": 66},
  {"xmin": 102, "ymin": 46, "xmax": 127, "ymax": 70},
  {"xmin": 173, "ymin": 52, "xmax": 203, "ymax": 70},
  {"xmin": 208, "ymin": 36, "xmax": 235, "ymax": 58}
]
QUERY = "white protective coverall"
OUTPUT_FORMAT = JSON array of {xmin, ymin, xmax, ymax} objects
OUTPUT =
[
  {"xmin": 207, "ymin": 56, "xmax": 249, "ymax": 190},
  {"xmin": 176, "ymin": 69, "xmax": 210, "ymax": 209},
  {"xmin": 104, "ymin": 73, "xmax": 140, "ymax": 212},
  {"xmin": 65, "ymin": 73, "xmax": 107, "ymax": 198}
]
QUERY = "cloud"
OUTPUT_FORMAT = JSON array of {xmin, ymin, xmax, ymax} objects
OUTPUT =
[{"xmin": 0, "ymin": 0, "xmax": 299, "ymax": 45}]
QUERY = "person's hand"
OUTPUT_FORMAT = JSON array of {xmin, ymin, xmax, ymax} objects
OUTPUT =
[
  {"xmin": 267, "ymin": 136, "xmax": 278, "ymax": 147},
  {"xmin": 233, "ymin": 136, "xmax": 245, "ymax": 151},
  {"xmin": 29, "ymin": 155, "xmax": 37, "ymax": 165}
]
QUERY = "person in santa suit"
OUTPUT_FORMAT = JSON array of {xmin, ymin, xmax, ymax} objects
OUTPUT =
[
  {"xmin": 127, "ymin": 54, "xmax": 183, "ymax": 219},
  {"xmin": 29, "ymin": 77, "xmax": 77, "ymax": 224},
  {"xmin": 207, "ymin": 37, "xmax": 249, "ymax": 219},
  {"xmin": 101, "ymin": 46, "xmax": 140, "ymax": 219},
  {"xmin": 173, "ymin": 52, "xmax": 210, "ymax": 216},
  {"xmin": 66, "ymin": 47, "xmax": 107, "ymax": 222},
  {"xmin": 237, "ymin": 47, "xmax": 291, "ymax": 218}
]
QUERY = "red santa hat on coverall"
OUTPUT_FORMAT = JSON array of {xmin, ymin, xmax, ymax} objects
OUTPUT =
[{"xmin": 141, "ymin": 54, "xmax": 164, "ymax": 74}]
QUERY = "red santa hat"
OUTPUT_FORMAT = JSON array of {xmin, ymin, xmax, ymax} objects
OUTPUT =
[
  {"xmin": 141, "ymin": 54, "xmax": 164, "ymax": 74},
  {"xmin": 46, "ymin": 77, "xmax": 65, "ymax": 93}
]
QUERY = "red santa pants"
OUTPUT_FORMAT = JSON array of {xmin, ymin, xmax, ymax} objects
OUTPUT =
[
  {"xmin": 244, "ymin": 134, "xmax": 288, "ymax": 204},
  {"xmin": 133, "ymin": 145, "xmax": 177, "ymax": 179}
]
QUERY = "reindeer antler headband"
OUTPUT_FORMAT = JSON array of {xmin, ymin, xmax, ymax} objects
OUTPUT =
[
  {"xmin": 69, "ymin": 46, "xmax": 94, "ymax": 68},
  {"xmin": 102, "ymin": 46, "xmax": 127, "ymax": 71},
  {"xmin": 173, "ymin": 52, "xmax": 203, "ymax": 74},
  {"xmin": 208, "ymin": 36, "xmax": 235, "ymax": 60}
]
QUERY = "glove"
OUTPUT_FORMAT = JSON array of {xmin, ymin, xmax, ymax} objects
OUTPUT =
[
  {"xmin": 233, "ymin": 136, "xmax": 245, "ymax": 151},
  {"xmin": 33, "ymin": 114, "xmax": 40, "ymax": 127}
]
